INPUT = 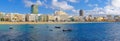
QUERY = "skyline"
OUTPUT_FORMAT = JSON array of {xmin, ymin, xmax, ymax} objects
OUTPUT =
[{"xmin": 0, "ymin": 0, "xmax": 120, "ymax": 15}]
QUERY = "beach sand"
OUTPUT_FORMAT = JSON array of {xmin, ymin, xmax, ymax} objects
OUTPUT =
[
  {"xmin": 0, "ymin": 22, "xmax": 114, "ymax": 24},
  {"xmin": 0, "ymin": 22, "xmax": 79, "ymax": 24}
]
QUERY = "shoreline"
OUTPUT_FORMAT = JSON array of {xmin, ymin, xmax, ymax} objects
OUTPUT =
[{"xmin": 0, "ymin": 22, "xmax": 118, "ymax": 24}]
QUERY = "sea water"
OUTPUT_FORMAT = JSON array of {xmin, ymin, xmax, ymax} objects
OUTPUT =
[{"xmin": 0, "ymin": 22, "xmax": 120, "ymax": 41}]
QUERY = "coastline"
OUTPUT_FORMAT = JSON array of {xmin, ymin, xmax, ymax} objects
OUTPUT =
[
  {"xmin": 0, "ymin": 22, "xmax": 78, "ymax": 24},
  {"xmin": 0, "ymin": 22, "xmax": 118, "ymax": 24}
]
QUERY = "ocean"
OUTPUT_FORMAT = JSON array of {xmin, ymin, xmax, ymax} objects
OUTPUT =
[{"xmin": 0, "ymin": 22, "xmax": 120, "ymax": 41}]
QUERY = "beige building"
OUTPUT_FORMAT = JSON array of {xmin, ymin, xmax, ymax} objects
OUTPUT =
[
  {"xmin": 48, "ymin": 15, "xmax": 55, "ymax": 22},
  {"xmin": 26, "ymin": 14, "xmax": 38, "ymax": 22},
  {"xmin": 11, "ymin": 13, "xmax": 25, "ymax": 22},
  {"xmin": 38, "ymin": 14, "xmax": 55, "ymax": 22},
  {"xmin": 84, "ymin": 15, "xmax": 93, "ymax": 22},
  {"xmin": 38, "ymin": 15, "xmax": 48, "ymax": 22},
  {"xmin": 95, "ymin": 17, "xmax": 106, "ymax": 22},
  {"xmin": 70, "ymin": 16, "xmax": 84, "ymax": 22},
  {"xmin": 54, "ymin": 10, "xmax": 69, "ymax": 22},
  {"xmin": 4, "ymin": 14, "xmax": 11, "ymax": 22},
  {"xmin": 3, "ymin": 13, "xmax": 26, "ymax": 22},
  {"xmin": 0, "ymin": 12, "xmax": 5, "ymax": 21}
]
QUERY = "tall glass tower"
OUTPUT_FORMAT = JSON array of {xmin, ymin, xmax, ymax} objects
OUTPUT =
[
  {"xmin": 79, "ymin": 10, "xmax": 84, "ymax": 16},
  {"xmin": 31, "ymin": 4, "xmax": 38, "ymax": 14}
]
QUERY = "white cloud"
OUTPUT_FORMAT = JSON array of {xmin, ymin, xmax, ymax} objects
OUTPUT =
[
  {"xmin": 24, "ymin": 0, "xmax": 34, "ymax": 7},
  {"xmin": 86, "ymin": 0, "xmax": 120, "ymax": 15},
  {"xmin": 23, "ymin": 0, "xmax": 42, "ymax": 7},
  {"xmin": 23, "ymin": 0, "xmax": 78, "ymax": 14},
  {"xmin": 36, "ymin": 0, "xmax": 42, "ymax": 6},
  {"xmin": 88, "ymin": 4, "xmax": 98, "ymax": 7},
  {"xmin": 85, "ymin": 7, "xmax": 105, "ymax": 15},
  {"xmin": 103, "ymin": 0, "xmax": 120, "ymax": 15},
  {"xmin": 111, "ymin": 0, "xmax": 120, "ymax": 8},
  {"xmin": 67, "ymin": 0, "xmax": 78, "ymax": 3},
  {"xmin": 72, "ymin": 9, "xmax": 79, "ymax": 14},
  {"xmin": 104, "ymin": 5, "xmax": 120, "ymax": 15},
  {"xmin": 52, "ymin": 0, "xmax": 74, "ymax": 10},
  {"xmin": 84, "ymin": 0, "xmax": 103, "ymax": 3}
]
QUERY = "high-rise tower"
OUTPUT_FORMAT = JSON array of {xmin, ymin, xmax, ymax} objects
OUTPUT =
[
  {"xmin": 79, "ymin": 10, "xmax": 84, "ymax": 16},
  {"xmin": 31, "ymin": 4, "xmax": 38, "ymax": 14}
]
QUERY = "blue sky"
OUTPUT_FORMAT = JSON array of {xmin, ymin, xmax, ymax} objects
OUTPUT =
[{"xmin": 0, "ymin": 0, "xmax": 120, "ymax": 15}]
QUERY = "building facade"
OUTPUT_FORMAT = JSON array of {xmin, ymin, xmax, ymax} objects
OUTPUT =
[
  {"xmin": 79, "ymin": 10, "xmax": 84, "ymax": 16},
  {"xmin": 54, "ymin": 10, "xmax": 69, "ymax": 22},
  {"xmin": 26, "ymin": 14, "xmax": 38, "ymax": 22},
  {"xmin": 11, "ymin": 14, "xmax": 25, "ymax": 22},
  {"xmin": 114, "ymin": 15, "xmax": 120, "ymax": 22},
  {"xmin": 31, "ymin": 4, "xmax": 38, "ymax": 14},
  {"xmin": 4, "ymin": 14, "xmax": 12, "ymax": 22},
  {"xmin": 38, "ymin": 15, "xmax": 48, "ymax": 22},
  {"xmin": 106, "ymin": 15, "xmax": 115, "ymax": 22},
  {"xmin": 0, "ymin": 12, "xmax": 5, "ymax": 21}
]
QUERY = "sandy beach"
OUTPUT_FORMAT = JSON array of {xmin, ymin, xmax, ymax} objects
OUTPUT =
[
  {"xmin": 0, "ymin": 22, "xmax": 115, "ymax": 24},
  {"xmin": 0, "ymin": 22, "xmax": 80, "ymax": 24}
]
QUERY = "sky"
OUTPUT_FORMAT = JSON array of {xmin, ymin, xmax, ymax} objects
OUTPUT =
[{"xmin": 0, "ymin": 0, "xmax": 120, "ymax": 16}]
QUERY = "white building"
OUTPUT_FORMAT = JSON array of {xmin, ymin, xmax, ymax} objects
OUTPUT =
[
  {"xmin": 114, "ymin": 15, "xmax": 120, "ymax": 22},
  {"xmin": 84, "ymin": 15, "xmax": 94, "ymax": 22},
  {"xmin": 4, "ymin": 13, "xmax": 26, "ymax": 22},
  {"xmin": 106, "ymin": 15, "xmax": 115, "ymax": 22},
  {"xmin": 26, "ymin": 14, "xmax": 38, "ymax": 22}
]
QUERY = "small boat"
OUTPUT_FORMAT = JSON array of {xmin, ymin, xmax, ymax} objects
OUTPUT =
[
  {"xmin": 9, "ymin": 26, "xmax": 13, "ymax": 29},
  {"xmin": 49, "ymin": 29, "xmax": 53, "ymax": 31},
  {"xmin": 9, "ymin": 27, "xmax": 13, "ymax": 29},
  {"xmin": 55, "ymin": 26, "xmax": 61, "ymax": 29},
  {"xmin": 30, "ymin": 26, "xmax": 34, "ymax": 28},
  {"xmin": 62, "ymin": 29, "xmax": 72, "ymax": 32}
]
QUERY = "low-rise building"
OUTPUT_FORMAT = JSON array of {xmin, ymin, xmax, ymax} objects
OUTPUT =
[
  {"xmin": 96, "ymin": 17, "xmax": 106, "ymax": 22},
  {"xmin": 48, "ymin": 15, "xmax": 55, "ymax": 22},
  {"xmin": 54, "ymin": 10, "xmax": 69, "ymax": 22},
  {"xmin": 106, "ymin": 15, "xmax": 115, "ymax": 22},
  {"xmin": 0, "ymin": 12, "xmax": 5, "ymax": 21},
  {"xmin": 38, "ymin": 15, "xmax": 48, "ymax": 22},
  {"xmin": 26, "ymin": 14, "xmax": 38, "ymax": 22},
  {"xmin": 114, "ymin": 15, "xmax": 120, "ymax": 22},
  {"xmin": 84, "ymin": 15, "xmax": 94, "ymax": 22},
  {"xmin": 4, "ymin": 14, "xmax": 11, "ymax": 22},
  {"xmin": 70, "ymin": 16, "xmax": 84, "ymax": 22},
  {"xmin": 11, "ymin": 13, "xmax": 25, "ymax": 22}
]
